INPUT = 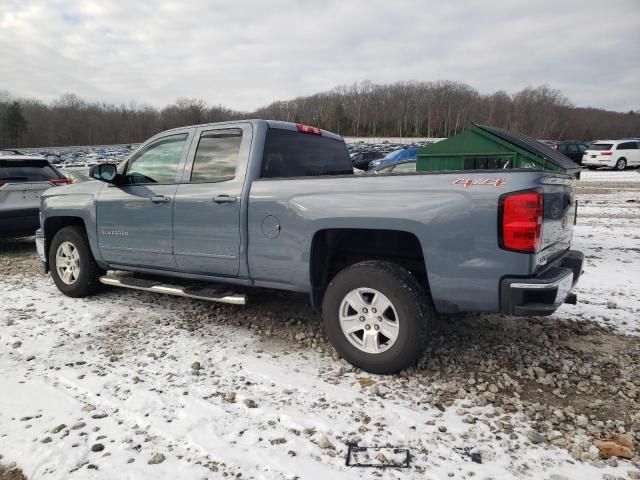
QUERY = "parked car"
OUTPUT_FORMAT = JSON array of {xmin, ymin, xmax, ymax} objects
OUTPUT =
[
  {"xmin": 1, "ymin": 155, "xmax": 70, "ymax": 237},
  {"xmin": 545, "ymin": 141, "xmax": 589, "ymax": 164},
  {"xmin": 369, "ymin": 160, "xmax": 416, "ymax": 174},
  {"xmin": 350, "ymin": 150, "xmax": 385, "ymax": 170},
  {"xmin": 36, "ymin": 120, "xmax": 583, "ymax": 374},
  {"xmin": 368, "ymin": 148, "xmax": 418, "ymax": 170},
  {"xmin": 0, "ymin": 149, "xmax": 22, "ymax": 156},
  {"xmin": 582, "ymin": 140, "xmax": 640, "ymax": 170}
]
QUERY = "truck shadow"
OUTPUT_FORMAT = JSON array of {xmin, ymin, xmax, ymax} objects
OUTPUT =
[{"xmin": 0, "ymin": 236, "xmax": 35, "ymax": 255}]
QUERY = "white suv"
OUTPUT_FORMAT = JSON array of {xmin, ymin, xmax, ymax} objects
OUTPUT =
[{"xmin": 582, "ymin": 140, "xmax": 640, "ymax": 170}]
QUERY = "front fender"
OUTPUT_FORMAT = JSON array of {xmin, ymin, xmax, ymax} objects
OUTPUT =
[{"xmin": 41, "ymin": 183, "xmax": 106, "ymax": 268}]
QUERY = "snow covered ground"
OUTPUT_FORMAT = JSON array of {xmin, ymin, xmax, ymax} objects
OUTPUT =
[{"xmin": 0, "ymin": 170, "xmax": 638, "ymax": 479}]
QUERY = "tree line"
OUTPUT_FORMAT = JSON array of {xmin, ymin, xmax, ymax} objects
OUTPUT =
[{"xmin": 1, "ymin": 81, "xmax": 638, "ymax": 148}]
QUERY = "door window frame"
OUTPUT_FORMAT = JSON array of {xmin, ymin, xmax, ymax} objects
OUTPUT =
[
  {"xmin": 186, "ymin": 128, "xmax": 243, "ymax": 184},
  {"xmin": 119, "ymin": 128, "xmax": 195, "ymax": 185},
  {"xmin": 180, "ymin": 122, "xmax": 253, "ymax": 186}
]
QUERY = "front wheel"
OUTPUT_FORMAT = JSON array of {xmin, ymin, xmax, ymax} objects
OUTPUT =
[
  {"xmin": 50, "ymin": 226, "xmax": 103, "ymax": 297},
  {"xmin": 322, "ymin": 260, "xmax": 433, "ymax": 374},
  {"xmin": 615, "ymin": 158, "xmax": 627, "ymax": 171}
]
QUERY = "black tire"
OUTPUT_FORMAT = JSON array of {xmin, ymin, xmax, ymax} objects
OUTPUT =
[
  {"xmin": 615, "ymin": 158, "xmax": 627, "ymax": 171},
  {"xmin": 49, "ymin": 225, "xmax": 103, "ymax": 297},
  {"xmin": 322, "ymin": 260, "xmax": 433, "ymax": 374}
]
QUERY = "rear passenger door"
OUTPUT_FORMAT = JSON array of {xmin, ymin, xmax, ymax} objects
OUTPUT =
[
  {"xmin": 173, "ymin": 124, "xmax": 251, "ymax": 276},
  {"xmin": 616, "ymin": 142, "xmax": 638, "ymax": 166}
]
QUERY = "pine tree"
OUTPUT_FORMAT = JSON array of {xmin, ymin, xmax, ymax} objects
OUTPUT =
[{"xmin": 4, "ymin": 101, "xmax": 28, "ymax": 146}]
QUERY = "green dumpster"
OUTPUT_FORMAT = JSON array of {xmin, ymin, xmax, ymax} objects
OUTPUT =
[{"xmin": 416, "ymin": 124, "xmax": 580, "ymax": 176}]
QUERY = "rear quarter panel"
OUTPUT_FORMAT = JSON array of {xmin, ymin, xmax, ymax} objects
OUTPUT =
[{"xmin": 247, "ymin": 171, "xmax": 550, "ymax": 313}]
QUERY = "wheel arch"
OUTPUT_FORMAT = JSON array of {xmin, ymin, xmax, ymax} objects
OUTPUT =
[
  {"xmin": 43, "ymin": 216, "xmax": 102, "ymax": 271},
  {"xmin": 309, "ymin": 228, "xmax": 429, "ymax": 311}
]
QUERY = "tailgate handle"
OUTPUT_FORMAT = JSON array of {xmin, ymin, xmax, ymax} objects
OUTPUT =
[
  {"xmin": 151, "ymin": 195, "xmax": 171, "ymax": 203},
  {"xmin": 213, "ymin": 195, "xmax": 237, "ymax": 204}
]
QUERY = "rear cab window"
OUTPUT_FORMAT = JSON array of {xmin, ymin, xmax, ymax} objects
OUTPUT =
[
  {"xmin": 0, "ymin": 159, "xmax": 62, "ymax": 183},
  {"xmin": 260, "ymin": 128, "xmax": 353, "ymax": 178}
]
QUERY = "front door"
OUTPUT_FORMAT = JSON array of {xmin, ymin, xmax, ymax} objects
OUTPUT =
[
  {"xmin": 96, "ymin": 132, "xmax": 191, "ymax": 269},
  {"xmin": 173, "ymin": 126, "xmax": 248, "ymax": 276}
]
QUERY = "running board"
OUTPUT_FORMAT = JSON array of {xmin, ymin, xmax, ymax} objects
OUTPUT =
[{"xmin": 99, "ymin": 272, "xmax": 247, "ymax": 305}]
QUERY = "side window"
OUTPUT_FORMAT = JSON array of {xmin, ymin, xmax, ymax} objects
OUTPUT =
[
  {"xmin": 557, "ymin": 144, "xmax": 567, "ymax": 154},
  {"xmin": 578, "ymin": 144, "xmax": 588, "ymax": 153},
  {"xmin": 617, "ymin": 142, "xmax": 636, "ymax": 150},
  {"xmin": 125, "ymin": 134, "xmax": 188, "ymax": 184},
  {"xmin": 190, "ymin": 129, "xmax": 242, "ymax": 183}
]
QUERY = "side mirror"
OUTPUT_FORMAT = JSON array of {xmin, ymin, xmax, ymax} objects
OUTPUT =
[{"xmin": 89, "ymin": 164, "xmax": 118, "ymax": 183}]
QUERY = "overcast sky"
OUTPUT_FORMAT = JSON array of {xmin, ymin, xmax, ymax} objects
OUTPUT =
[{"xmin": 1, "ymin": 0, "xmax": 638, "ymax": 112}]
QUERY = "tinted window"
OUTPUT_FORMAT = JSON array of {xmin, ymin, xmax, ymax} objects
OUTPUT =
[
  {"xmin": 125, "ymin": 134, "xmax": 187, "ymax": 184},
  {"xmin": 191, "ymin": 129, "xmax": 241, "ymax": 183},
  {"xmin": 261, "ymin": 128, "xmax": 352, "ymax": 178},
  {"xmin": 557, "ymin": 144, "xmax": 567, "ymax": 153},
  {"xmin": 0, "ymin": 160, "xmax": 60, "ymax": 182},
  {"xmin": 590, "ymin": 144, "xmax": 613, "ymax": 151},
  {"xmin": 578, "ymin": 144, "xmax": 588, "ymax": 152},
  {"xmin": 618, "ymin": 142, "xmax": 637, "ymax": 150},
  {"xmin": 566, "ymin": 144, "xmax": 579, "ymax": 153}
]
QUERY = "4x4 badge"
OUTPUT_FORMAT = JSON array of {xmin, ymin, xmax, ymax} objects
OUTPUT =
[{"xmin": 453, "ymin": 178, "xmax": 506, "ymax": 188}]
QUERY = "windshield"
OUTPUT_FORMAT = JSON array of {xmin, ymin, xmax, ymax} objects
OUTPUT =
[{"xmin": 383, "ymin": 148, "xmax": 416, "ymax": 162}]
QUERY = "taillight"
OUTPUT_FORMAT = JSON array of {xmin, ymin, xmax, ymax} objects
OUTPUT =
[
  {"xmin": 50, "ymin": 178, "xmax": 71, "ymax": 185},
  {"xmin": 600, "ymin": 152, "xmax": 612, "ymax": 156},
  {"xmin": 500, "ymin": 190, "xmax": 543, "ymax": 253},
  {"xmin": 296, "ymin": 124, "xmax": 322, "ymax": 135}
]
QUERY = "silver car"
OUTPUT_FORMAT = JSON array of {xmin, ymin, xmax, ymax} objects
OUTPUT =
[{"xmin": 0, "ymin": 155, "xmax": 70, "ymax": 237}]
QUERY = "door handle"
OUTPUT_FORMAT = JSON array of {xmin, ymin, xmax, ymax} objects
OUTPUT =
[
  {"xmin": 151, "ymin": 195, "xmax": 171, "ymax": 203},
  {"xmin": 213, "ymin": 194, "xmax": 237, "ymax": 204}
]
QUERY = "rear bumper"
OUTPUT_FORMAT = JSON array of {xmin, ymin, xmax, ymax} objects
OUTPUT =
[
  {"xmin": 582, "ymin": 158, "xmax": 614, "ymax": 167},
  {"xmin": 500, "ymin": 250, "xmax": 584, "ymax": 316}
]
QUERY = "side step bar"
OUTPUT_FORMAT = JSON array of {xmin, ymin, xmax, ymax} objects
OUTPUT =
[{"xmin": 99, "ymin": 272, "xmax": 247, "ymax": 305}]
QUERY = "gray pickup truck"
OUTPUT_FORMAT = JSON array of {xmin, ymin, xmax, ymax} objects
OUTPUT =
[{"xmin": 36, "ymin": 120, "xmax": 583, "ymax": 373}]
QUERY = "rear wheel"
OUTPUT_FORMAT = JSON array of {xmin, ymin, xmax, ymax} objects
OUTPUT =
[
  {"xmin": 322, "ymin": 260, "xmax": 433, "ymax": 374},
  {"xmin": 615, "ymin": 158, "xmax": 627, "ymax": 171},
  {"xmin": 50, "ymin": 226, "xmax": 103, "ymax": 297}
]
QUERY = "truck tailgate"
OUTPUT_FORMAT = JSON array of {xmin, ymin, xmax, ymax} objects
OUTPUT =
[{"xmin": 536, "ymin": 175, "xmax": 576, "ymax": 267}]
